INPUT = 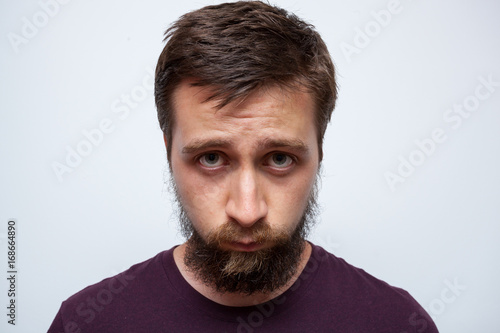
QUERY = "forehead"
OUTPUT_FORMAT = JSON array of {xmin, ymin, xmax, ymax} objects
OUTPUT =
[{"xmin": 171, "ymin": 81, "xmax": 316, "ymax": 135}]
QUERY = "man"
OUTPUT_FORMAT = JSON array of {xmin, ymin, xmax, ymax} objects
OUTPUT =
[{"xmin": 49, "ymin": 1, "xmax": 438, "ymax": 332}]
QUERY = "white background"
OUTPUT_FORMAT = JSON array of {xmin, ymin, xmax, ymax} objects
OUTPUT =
[{"xmin": 1, "ymin": 0, "xmax": 499, "ymax": 332}]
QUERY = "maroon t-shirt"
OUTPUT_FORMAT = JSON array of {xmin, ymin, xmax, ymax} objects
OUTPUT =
[{"xmin": 48, "ymin": 244, "xmax": 438, "ymax": 332}]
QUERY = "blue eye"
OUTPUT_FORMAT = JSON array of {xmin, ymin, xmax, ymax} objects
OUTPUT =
[
  {"xmin": 269, "ymin": 153, "xmax": 293, "ymax": 168},
  {"xmin": 199, "ymin": 153, "xmax": 224, "ymax": 167}
]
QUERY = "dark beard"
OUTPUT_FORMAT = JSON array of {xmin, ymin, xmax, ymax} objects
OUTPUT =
[{"xmin": 171, "ymin": 177, "xmax": 319, "ymax": 295}]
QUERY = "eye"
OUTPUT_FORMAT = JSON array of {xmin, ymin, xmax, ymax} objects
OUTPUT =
[
  {"xmin": 199, "ymin": 153, "xmax": 225, "ymax": 168},
  {"xmin": 267, "ymin": 153, "xmax": 293, "ymax": 168}
]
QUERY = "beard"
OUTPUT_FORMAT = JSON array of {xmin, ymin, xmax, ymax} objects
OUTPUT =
[{"xmin": 170, "ymin": 176, "xmax": 319, "ymax": 295}]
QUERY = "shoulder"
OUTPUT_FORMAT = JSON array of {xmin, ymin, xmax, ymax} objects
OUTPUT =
[
  {"xmin": 65, "ymin": 249, "xmax": 168, "ymax": 304},
  {"xmin": 304, "ymin": 243, "xmax": 438, "ymax": 332},
  {"xmin": 309, "ymin": 243, "xmax": 414, "ymax": 298},
  {"xmin": 54, "ymin": 248, "xmax": 176, "ymax": 329}
]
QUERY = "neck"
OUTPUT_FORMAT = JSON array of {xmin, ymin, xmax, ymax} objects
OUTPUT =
[{"xmin": 172, "ymin": 241, "xmax": 312, "ymax": 307}]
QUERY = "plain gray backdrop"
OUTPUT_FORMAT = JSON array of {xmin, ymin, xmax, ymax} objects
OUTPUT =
[{"xmin": 1, "ymin": 0, "xmax": 499, "ymax": 332}]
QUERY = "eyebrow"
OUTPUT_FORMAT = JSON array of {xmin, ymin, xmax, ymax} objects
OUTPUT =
[
  {"xmin": 181, "ymin": 138, "xmax": 310, "ymax": 154},
  {"xmin": 182, "ymin": 139, "xmax": 232, "ymax": 154},
  {"xmin": 257, "ymin": 138, "xmax": 309, "ymax": 153}
]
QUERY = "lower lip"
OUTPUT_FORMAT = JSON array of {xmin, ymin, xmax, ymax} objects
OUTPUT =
[{"xmin": 228, "ymin": 242, "xmax": 262, "ymax": 252}]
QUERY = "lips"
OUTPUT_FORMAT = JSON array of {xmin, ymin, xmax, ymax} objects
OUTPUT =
[{"xmin": 226, "ymin": 241, "xmax": 263, "ymax": 252}]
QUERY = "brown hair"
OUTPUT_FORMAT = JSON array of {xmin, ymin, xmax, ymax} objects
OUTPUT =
[{"xmin": 155, "ymin": 1, "xmax": 337, "ymax": 160}]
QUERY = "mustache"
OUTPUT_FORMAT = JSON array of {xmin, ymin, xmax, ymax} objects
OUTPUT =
[{"xmin": 205, "ymin": 219, "xmax": 291, "ymax": 247}]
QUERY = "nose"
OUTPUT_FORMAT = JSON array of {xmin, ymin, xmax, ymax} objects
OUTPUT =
[{"xmin": 225, "ymin": 167, "xmax": 268, "ymax": 228}]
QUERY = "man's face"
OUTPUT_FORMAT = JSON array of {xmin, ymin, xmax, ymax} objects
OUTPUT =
[
  {"xmin": 168, "ymin": 81, "xmax": 320, "ymax": 293},
  {"xmin": 170, "ymin": 81, "xmax": 319, "ymax": 245}
]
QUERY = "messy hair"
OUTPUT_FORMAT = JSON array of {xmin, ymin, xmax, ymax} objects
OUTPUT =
[{"xmin": 155, "ymin": 1, "xmax": 337, "ymax": 160}]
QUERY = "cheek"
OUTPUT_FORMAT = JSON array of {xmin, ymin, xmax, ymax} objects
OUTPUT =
[
  {"xmin": 267, "ymin": 172, "xmax": 316, "ymax": 226},
  {"xmin": 172, "ymin": 164, "xmax": 228, "ymax": 228}
]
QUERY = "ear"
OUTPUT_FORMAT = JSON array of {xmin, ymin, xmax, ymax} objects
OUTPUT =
[
  {"xmin": 163, "ymin": 133, "xmax": 172, "ymax": 164},
  {"xmin": 163, "ymin": 133, "xmax": 168, "ymax": 150}
]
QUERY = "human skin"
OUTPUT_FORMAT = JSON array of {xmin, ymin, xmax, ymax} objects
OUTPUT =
[{"xmin": 167, "ymin": 80, "xmax": 320, "ymax": 306}]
